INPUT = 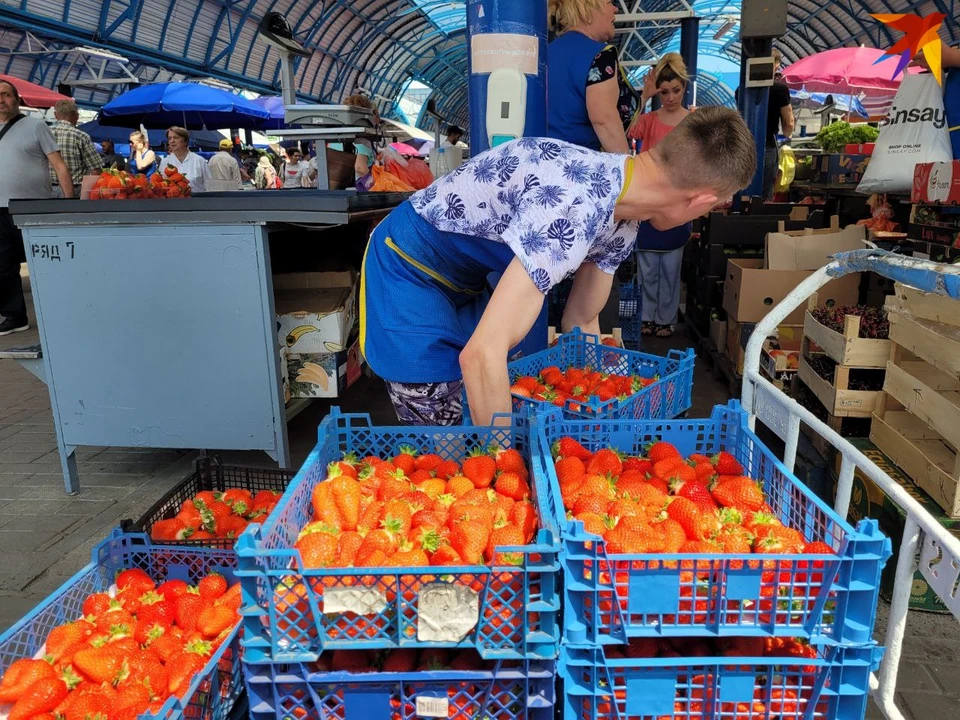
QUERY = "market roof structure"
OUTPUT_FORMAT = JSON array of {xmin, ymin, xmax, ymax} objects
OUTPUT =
[{"xmin": 0, "ymin": 0, "xmax": 956, "ymax": 131}]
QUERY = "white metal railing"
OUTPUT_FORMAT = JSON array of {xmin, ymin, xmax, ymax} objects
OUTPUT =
[{"xmin": 740, "ymin": 249, "xmax": 960, "ymax": 720}]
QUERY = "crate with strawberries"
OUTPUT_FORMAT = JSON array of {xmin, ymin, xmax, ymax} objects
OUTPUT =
[
  {"xmin": 560, "ymin": 637, "xmax": 881, "ymax": 720},
  {"xmin": 534, "ymin": 401, "xmax": 891, "ymax": 645},
  {"xmin": 88, "ymin": 167, "xmax": 192, "ymax": 200},
  {"xmin": 236, "ymin": 409, "xmax": 560, "ymax": 664},
  {"xmin": 0, "ymin": 531, "xmax": 243, "ymax": 720},
  {"xmin": 124, "ymin": 458, "xmax": 295, "ymax": 549},
  {"xmin": 505, "ymin": 329, "xmax": 695, "ymax": 421},
  {"xmin": 243, "ymin": 648, "xmax": 556, "ymax": 720}
]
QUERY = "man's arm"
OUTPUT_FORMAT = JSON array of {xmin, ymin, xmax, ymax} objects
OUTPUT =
[
  {"xmin": 586, "ymin": 78, "xmax": 630, "ymax": 154},
  {"xmin": 460, "ymin": 258, "xmax": 545, "ymax": 426},
  {"xmin": 80, "ymin": 135, "xmax": 102, "ymax": 176},
  {"xmin": 780, "ymin": 104, "xmax": 795, "ymax": 139},
  {"xmin": 561, "ymin": 263, "xmax": 615, "ymax": 337},
  {"xmin": 47, "ymin": 152, "xmax": 74, "ymax": 198}
]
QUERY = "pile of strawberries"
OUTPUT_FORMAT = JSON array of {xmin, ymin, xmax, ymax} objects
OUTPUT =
[
  {"xmin": 89, "ymin": 167, "xmax": 192, "ymax": 200},
  {"xmin": 295, "ymin": 447, "xmax": 538, "ymax": 569},
  {"xmin": 553, "ymin": 438, "xmax": 832, "ymax": 558},
  {"xmin": 150, "ymin": 488, "xmax": 282, "ymax": 542},
  {"xmin": 511, "ymin": 365, "xmax": 657, "ymax": 407},
  {"xmin": 0, "ymin": 569, "xmax": 240, "ymax": 720},
  {"xmin": 313, "ymin": 647, "xmax": 494, "ymax": 674}
]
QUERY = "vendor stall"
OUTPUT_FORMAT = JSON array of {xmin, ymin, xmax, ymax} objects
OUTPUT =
[{"xmin": 5, "ymin": 191, "xmax": 404, "ymax": 494}]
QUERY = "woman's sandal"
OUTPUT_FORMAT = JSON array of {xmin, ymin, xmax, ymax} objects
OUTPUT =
[
  {"xmin": 655, "ymin": 325, "xmax": 674, "ymax": 338},
  {"xmin": 641, "ymin": 322, "xmax": 656, "ymax": 337}
]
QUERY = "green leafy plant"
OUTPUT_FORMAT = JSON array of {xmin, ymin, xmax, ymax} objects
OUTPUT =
[{"xmin": 815, "ymin": 121, "xmax": 879, "ymax": 153}]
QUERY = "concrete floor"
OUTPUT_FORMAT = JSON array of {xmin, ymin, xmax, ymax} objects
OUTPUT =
[{"xmin": 0, "ymin": 277, "xmax": 956, "ymax": 720}]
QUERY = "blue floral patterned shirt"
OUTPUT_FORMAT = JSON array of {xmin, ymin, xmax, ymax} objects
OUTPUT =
[{"xmin": 409, "ymin": 138, "xmax": 637, "ymax": 294}]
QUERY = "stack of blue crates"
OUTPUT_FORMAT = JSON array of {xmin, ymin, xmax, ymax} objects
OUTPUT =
[
  {"xmin": 532, "ymin": 401, "xmax": 892, "ymax": 720},
  {"xmin": 235, "ymin": 410, "xmax": 562, "ymax": 720}
]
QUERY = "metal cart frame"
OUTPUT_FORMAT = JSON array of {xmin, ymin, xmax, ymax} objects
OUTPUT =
[{"xmin": 741, "ymin": 249, "xmax": 960, "ymax": 720}]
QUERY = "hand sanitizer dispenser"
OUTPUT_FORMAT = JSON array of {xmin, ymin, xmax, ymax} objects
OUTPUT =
[{"xmin": 486, "ymin": 68, "xmax": 527, "ymax": 147}]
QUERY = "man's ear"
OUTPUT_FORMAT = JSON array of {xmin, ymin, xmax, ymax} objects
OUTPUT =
[{"xmin": 687, "ymin": 192, "xmax": 719, "ymax": 216}]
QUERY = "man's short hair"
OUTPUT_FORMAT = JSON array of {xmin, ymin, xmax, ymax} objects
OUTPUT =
[
  {"xmin": 0, "ymin": 80, "xmax": 20, "ymax": 100},
  {"xmin": 652, "ymin": 106, "xmax": 757, "ymax": 198},
  {"xmin": 54, "ymin": 99, "xmax": 79, "ymax": 119},
  {"xmin": 447, "ymin": 125, "xmax": 463, "ymax": 137}
]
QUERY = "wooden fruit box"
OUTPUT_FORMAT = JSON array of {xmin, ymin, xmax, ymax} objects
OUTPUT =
[
  {"xmin": 886, "ymin": 305, "xmax": 960, "ymax": 381},
  {"xmin": 797, "ymin": 354, "xmax": 883, "ymax": 418},
  {"xmin": 760, "ymin": 341, "xmax": 800, "ymax": 377},
  {"xmin": 893, "ymin": 283, "xmax": 960, "ymax": 328},
  {"xmin": 802, "ymin": 303, "xmax": 892, "ymax": 369}
]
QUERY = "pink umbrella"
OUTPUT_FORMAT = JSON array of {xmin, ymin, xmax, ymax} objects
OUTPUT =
[
  {"xmin": 781, "ymin": 46, "xmax": 921, "ymax": 94},
  {"xmin": 390, "ymin": 142, "xmax": 421, "ymax": 156}
]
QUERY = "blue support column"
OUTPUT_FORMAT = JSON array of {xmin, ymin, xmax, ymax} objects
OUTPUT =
[
  {"xmin": 738, "ymin": 37, "xmax": 772, "ymax": 199},
  {"xmin": 467, "ymin": 0, "xmax": 550, "ymax": 354},
  {"xmin": 680, "ymin": 17, "xmax": 700, "ymax": 109}
]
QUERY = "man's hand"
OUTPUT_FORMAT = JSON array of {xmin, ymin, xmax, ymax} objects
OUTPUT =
[
  {"xmin": 460, "ymin": 258, "xmax": 545, "ymax": 426},
  {"xmin": 561, "ymin": 263, "xmax": 615, "ymax": 338},
  {"xmin": 48, "ymin": 151, "xmax": 74, "ymax": 198}
]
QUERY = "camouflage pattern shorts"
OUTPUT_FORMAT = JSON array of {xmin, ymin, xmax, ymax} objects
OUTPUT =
[{"xmin": 385, "ymin": 380, "xmax": 464, "ymax": 426}]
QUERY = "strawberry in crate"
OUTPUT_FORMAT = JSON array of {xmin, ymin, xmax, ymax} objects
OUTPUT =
[
  {"xmin": 150, "ymin": 488, "xmax": 283, "ymax": 542},
  {"xmin": 294, "ymin": 447, "xmax": 537, "ymax": 570},
  {"xmin": 0, "ymin": 569, "xmax": 241, "ymax": 720},
  {"xmin": 511, "ymin": 366, "xmax": 657, "ymax": 406}
]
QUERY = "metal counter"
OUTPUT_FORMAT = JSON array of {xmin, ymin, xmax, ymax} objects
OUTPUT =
[{"xmin": 6, "ymin": 191, "xmax": 405, "ymax": 493}]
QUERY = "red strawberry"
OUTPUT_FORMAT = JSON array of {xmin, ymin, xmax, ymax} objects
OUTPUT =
[
  {"xmin": 198, "ymin": 572, "xmax": 228, "ymax": 601},
  {"xmin": 646, "ymin": 441, "xmax": 681, "ymax": 463},
  {"xmin": 330, "ymin": 650, "xmax": 373, "ymax": 673},
  {"xmin": 553, "ymin": 437, "xmax": 592, "ymax": 461},
  {"xmin": 495, "ymin": 472, "xmax": 530, "ymax": 501},
  {"xmin": 174, "ymin": 590, "xmax": 204, "ymax": 633},
  {"xmin": 115, "ymin": 568, "xmax": 155, "ymax": 595},
  {"xmin": 45, "ymin": 620, "xmax": 93, "ymax": 662},
  {"xmin": 711, "ymin": 477, "xmax": 764, "ymax": 512},
  {"xmin": 81, "ymin": 593, "xmax": 112, "ymax": 619},
  {"xmin": 166, "ymin": 645, "xmax": 210, "ymax": 695},
  {"xmin": 493, "ymin": 447, "xmax": 527, "ymax": 477},
  {"xmin": 150, "ymin": 518, "xmax": 192, "ymax": 542},
  {"xmin": 156, "ymin": 579, "xmax": 190, "ymax": 603},
  {"xmin": 587, "ymin": 448, "xmax": 623, "ymax": 477},
  {"xmin": 196, "ymin": 605, "xmax": 237, "ymax": 638},
  {"xmin": 8, "ymin": 676, "xmax": 68, "ymax": 720},
  {"xmin": 72, "ymin": 646, "xmax": 125, "ymax": 685},
  {"xmin": 462, "ymin": 450, "xmax": 497, "ymax": 489},
  {"xmin": 381, "ymin": 649, "xmax": 418, "ymax": 673},
  {"xmin": 712, "ymin": 451, "xmax": 744, "ymax": 475},
  {"xmin": 450, "ymin": 519, "xmax": 490, "ymax": 565},
  {"xmin": 0, "ymin": 659, "xmax": 57, "ymax": 703},
  {"xmin": 136, "ymin": 592, "xmax": 173, "ymax": 629}
]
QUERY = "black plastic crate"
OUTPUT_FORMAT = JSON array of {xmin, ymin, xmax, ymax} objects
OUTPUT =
[
  {"xmin": 689, "ymin": 274, "xmax": 723, "ymax": 309},
  {"xmin": 122, "ymin": 457, "xmax": 296, "ymax": 549},
  {"xmin": 704, "ymin": 212, "xmax": 827, "ymax": 247},
  {"xmin": 697, "ymin": 242, "xmax": 764, "ymax": 277}
]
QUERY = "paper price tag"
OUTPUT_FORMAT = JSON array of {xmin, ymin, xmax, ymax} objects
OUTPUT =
[
  {"xmin": 322, "ymin": 586, "xmax": 388, "ymax": 615},
  {"xmin": 416, "ymin": 695, "xmax": 449, "ymax": 718}
]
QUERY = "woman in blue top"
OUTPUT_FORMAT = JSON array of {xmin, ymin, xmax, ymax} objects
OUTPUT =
[{"xmin": 359, "ymin": 108, "xmax": 756, "ymax": 426}]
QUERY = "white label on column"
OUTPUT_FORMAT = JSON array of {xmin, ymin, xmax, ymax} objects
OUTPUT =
[
  {"xmin": 416, "ymin": 696, "xmax": 450, "ymax": 718},
  {"xmin": 417, "ymin": 582, "xmax": 480, "ymax": 642}
]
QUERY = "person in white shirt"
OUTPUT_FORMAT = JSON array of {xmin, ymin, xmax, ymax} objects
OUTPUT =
[
  {"xmin": 441, "ymin": 124, "xmax": 463, "ymax": 148},
  {"xmin": 280, "ymin": 148, "xmax": 309, "ymax": 189},
  {"xmin": 207, "ymin": 138, "xmax": 243, "ymax": 191},
  {"xmin": 160, "ymin": 126, "xmax": 210, "ymax": 193}
]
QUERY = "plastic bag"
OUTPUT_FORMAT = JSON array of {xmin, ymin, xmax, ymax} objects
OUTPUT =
[
  {"xmin": 381, "ymin": 146, "xmax": 434, "ymax": 190},
  {"xmin": 775, "ymin": 145, "xmax": 796, "ymax": 193},
  {"xmin": 858, "ymin": 74, "xmax": 953, "ymax": 194},
  {"xmin": 370, "ymin": 165, "xmax": 416, "ymax": 192}
]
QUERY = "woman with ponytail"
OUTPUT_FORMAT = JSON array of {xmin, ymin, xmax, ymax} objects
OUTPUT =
[{"xmin": 629, "ymin": 53, "xmax": 693, "ymax": 338}]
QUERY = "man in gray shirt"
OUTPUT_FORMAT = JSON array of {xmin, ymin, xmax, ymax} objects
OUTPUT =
[{"xmin": 0, "ymin": 79, "xmax": 73, "ymax": 336}]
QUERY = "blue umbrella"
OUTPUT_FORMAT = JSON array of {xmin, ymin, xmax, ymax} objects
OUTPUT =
[
  {"xmin": 100, "ymin": 82, "xmax": 271, "ymax": 130},
  {"xmin": 790, "ymin": 88, "xmax": 868, "ymax": 118},
  {"xmin": 249, "ymin": 96, "xmax": 309, "ymax": 129}
]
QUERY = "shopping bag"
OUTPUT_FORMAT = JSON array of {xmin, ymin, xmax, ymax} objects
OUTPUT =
[
  {"xmin": 370, "ymin": 165, "xmax": 416, "ymax": 192},
  {"xmin": 944, "ymin": 67, "xmax": 960, "ymax": 159},
  {"xmin": 858, "ymin": 73, "xmax": 953, "ymax": 194},
  {"xmin": 775, "ymin": 145, "xmax": 796, "ymax": 193}
]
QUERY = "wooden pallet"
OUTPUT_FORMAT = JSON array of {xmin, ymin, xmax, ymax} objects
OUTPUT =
[
  {"xmin": 870, "ymin": 292, "xmax": 960, "ymax": 518},
  {"xmin": 802, "ymin": 303, "xmax": 892, "ymax": 369},
  {"xmin": 797, "ymin": 354, "xmax": 883, "ymax": 418}
]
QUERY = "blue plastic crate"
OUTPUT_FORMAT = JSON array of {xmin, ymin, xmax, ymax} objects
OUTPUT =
[
  {"xmin": 236, "ymin": 409, "xmax": 561, "ymax": 664},
  {"xmin": 560, "ymin": 642, "xmax": 883, "ymax": 720},
  {"xmin": 507, "ymin": 329, "xmax": 694, "ymax": 420},
  {"xmin": 533, "ymin": 402, "xmax": 891, "ymax": 646},
  {"xmin": 0, "ymin": 529, "xmax": 243, "ymax": 720},
  {"xmin": 244, "ymin": 657, "xmax": 556, "ymax": 720},
  {"xmin": 618, "ymin": 282, "xmax": 643, "ymax": 349}
]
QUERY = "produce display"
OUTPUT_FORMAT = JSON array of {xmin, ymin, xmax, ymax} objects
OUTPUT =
[
  {"xmin": 150, "ymin": 488, "xmax": 282, "ymax": 542},
  {"xmin": 510, "ymin": 366, "xmax": 658, "ymax": 407},
  {"xmin": 766, "ymin": 348, "xmax": 800, "ymax": 369},
  {"xmin": 552, "ymin": 438, "xmax": 831, "ymax": 558},
  {"xmin": 89, "ymin": 167, "xmax": 192, "ymax": 200},
  {"xmin": 295, "ymin": 448, "xmax": 537, "ymax": 568},
  {"xmin": 810, "ymin": 305, "xmax": 889, "ymax": 339},
  {"xmin": 0, "ymin": 569, "xmax": 241, "ymax": 720},
  {"xmin": 312, "ymin": 647, "xmax": 495, "ymax": 673},
  {"xmin": 814, "ymin": 122, "xmax": 879, "ymax": 153}
]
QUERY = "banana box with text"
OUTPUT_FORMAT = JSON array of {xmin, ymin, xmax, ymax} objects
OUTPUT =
[
  {"xmin": 913, "ymin": 161, "xmax": 960, "ymax": 204},
  {"xmin": 275, "ymin": 271, "xmax": 358, "ymax": 354}
]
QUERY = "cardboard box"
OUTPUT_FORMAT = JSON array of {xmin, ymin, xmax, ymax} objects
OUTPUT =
[
  {"xmin": 286, "ymin": 336, "xmax": 363, "ymax": 399},
  {"xmin": 832, "ymin": 438, "xmax": 960, "ymax": 613},
  {"xmin": 709, "ymin": 319, "xmax": 727, "ymax": 354},
  {"xmin": 726, "ymin": 319, "xmax": 803, "ymax": 376},
  {"xmin": 764, "ymin": 218, "xmax": 866, "ymax": 271},
  {"xmin": 912, "ymin": 161, "xmax": 960, "ymax": 204},
  {"xmin": 844, "ymin": 143, "xmax": 875, "ymax": 156},
  {"xmin": 274, "ymin": 271, "xmax": 358, "ymax": 353},
  {"xmin": 722, "ymin": 259, "xmax": 861, "ymax": 324}
]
